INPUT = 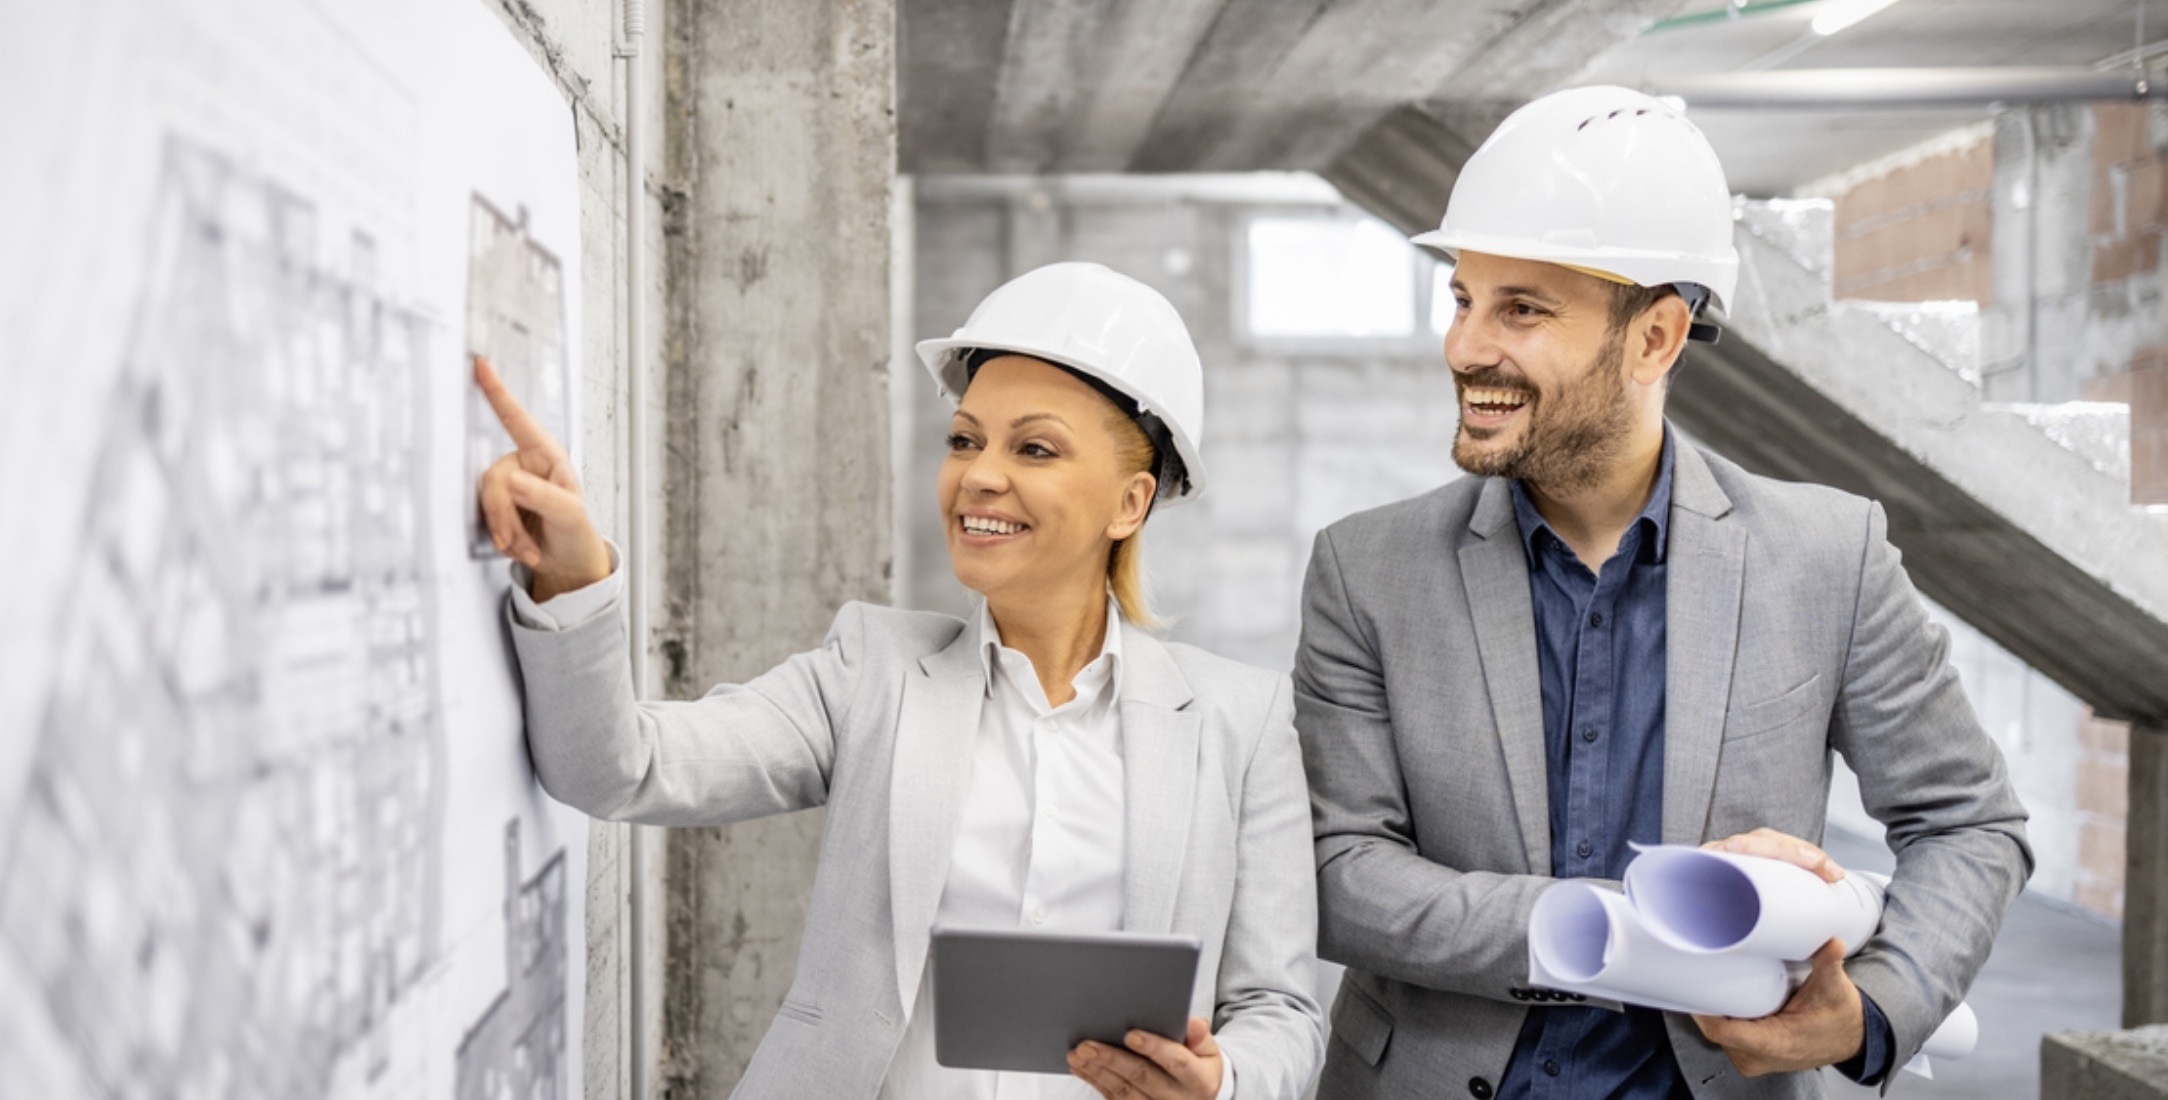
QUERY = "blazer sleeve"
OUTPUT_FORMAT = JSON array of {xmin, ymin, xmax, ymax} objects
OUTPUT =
[
  {"xmin": 1210, "ymin": 675, "xmax": 1327, "ymax": 1100},
  {"xmin": 506, "ymin": 589, "xmax": 868, "ymax": 826},
  {"xmin": 1294, "ymin": 527, "xmax": 1553, "ymax": 1000},
  {"xmin": 1830, "ymin": 501, "xmax": 2033, "ymax": 1068}
]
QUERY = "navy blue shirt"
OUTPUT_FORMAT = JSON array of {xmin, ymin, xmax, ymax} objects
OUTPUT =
[
  {"xmin": 1497, "ymin": 430, "xmax": 1892, "ymax": 1098},
  {"xmin": 1498, "ymin": 434, "xmax": 1680, "ymax": 1100}
]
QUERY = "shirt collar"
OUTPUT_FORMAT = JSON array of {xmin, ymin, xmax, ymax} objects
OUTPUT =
[
  {"xmin": 975, "ymin": 596, "xmax": 1127, "ymax": 707},
  {"xmin": 1507, "ymin": 425, "xmax": 1676, "ymax": 566}
]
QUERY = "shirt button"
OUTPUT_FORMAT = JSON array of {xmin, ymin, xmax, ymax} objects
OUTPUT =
[
  {"xmin": 1030, "ymin": 904, "xmax": 1048, "ymax": 925},
  {"xmin": 1543, "ymin": 1060, "xmax": 1561, "ymax": 1077},
  {"xmin": 1576, "ymin": 840, "xmax": 1593, "ymax": 859},
  {"xmin": 1580, "ymin": 726, "xmax": 1597, "ymax": 743},
  {"xmin": 1467, "ymin": 1078, "xmax": 1493, "ymax": 1100},
  {"xmin": 1588, "ymin": 611, "xmax": 1604, "ymax": 628}
]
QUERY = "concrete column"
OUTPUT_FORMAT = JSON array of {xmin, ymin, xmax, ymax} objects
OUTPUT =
[
  {"xmin": 2041, "ymin": 1027, "xmax": 2168, "ymax": 1099},
  {"xmin": 2132, "ymin": 724, "xmax": 2168, "ymax": 1028},
  {"xmin": 660, "ymin": 0, "xmax": 895, "ymax": 1093}
]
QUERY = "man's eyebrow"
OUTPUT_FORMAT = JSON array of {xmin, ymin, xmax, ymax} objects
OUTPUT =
[
  {"xmin": 1447, "ymin": 278, "xmax": 1566, "ymax": 308},
  {"xmin": 1492, "ymin": 284, "xmax": 1565, "ymax": 306}
]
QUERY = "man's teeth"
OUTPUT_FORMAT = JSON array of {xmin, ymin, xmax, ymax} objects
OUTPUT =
[
  {"xmin": 962, "ymin": 517, "xmax": 1023, "ymax": 536},
  {"xmin": 1465, "ymin": 387, "xmax": 1529, "ymax": 410}
]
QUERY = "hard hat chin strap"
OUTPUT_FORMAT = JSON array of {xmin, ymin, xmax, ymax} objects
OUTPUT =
[{"xmin": 1677, "ymin": 284, "xmax": 1722, "ymax": 345}]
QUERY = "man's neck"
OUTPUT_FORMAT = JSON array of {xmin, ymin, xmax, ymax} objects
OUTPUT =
[{"xmin": 1524, "ymin": 424, "xmax": 1666, "ymax": 570}]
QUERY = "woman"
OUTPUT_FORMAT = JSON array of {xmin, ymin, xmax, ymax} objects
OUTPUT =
[{"xmin": 476, "ymin": 262, "xmax": 1323, "ymax": 1099}]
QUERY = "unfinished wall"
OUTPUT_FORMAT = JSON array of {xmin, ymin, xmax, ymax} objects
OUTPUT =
[
  {"xmin": 1986, "ymin": 102, "xmax": 2168, "ymax": 503},
  {"xmin": 2085, "ymin": 103, "xmax": 2168, "ymax": 506},
  {"xmin": 661, "ymin": 0, "xmax": 897, "ymax": 1093},
  {"xmin": 1810, "ymin": 125, "xmax": 1995, "ymax": 304}
]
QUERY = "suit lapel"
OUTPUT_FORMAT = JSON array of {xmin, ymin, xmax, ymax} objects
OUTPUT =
[
  {"xmin": 1117, "ymin": 622, "xmax": 1199, "ymax": 934},
  {"xmin": 1663, "ymin": 444, "xmax": 1745, "ymax": 845},
  {"xmin": 888, "ymin": 618, "xmax": 986, "ymax": 1005},
  {"xmin": 1459, "ymin": 479, "xmax": 1552, "ymax": 876}
]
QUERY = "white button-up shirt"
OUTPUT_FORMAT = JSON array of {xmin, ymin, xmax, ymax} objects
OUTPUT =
[
  {"xmin": 513, "ymin": 567, "xmax": 1231, "ymax": 1098},
  {"xmin": 878, "ymin": 598, "xmax": 1128, "ymax": 1100}
]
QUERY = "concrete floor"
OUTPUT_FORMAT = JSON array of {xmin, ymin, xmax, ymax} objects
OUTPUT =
[{"xmin": 1819, "ymin": 827, "xmax": 2122, "ymax": 1099}]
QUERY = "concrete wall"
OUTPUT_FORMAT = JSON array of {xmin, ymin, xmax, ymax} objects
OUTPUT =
[
  {"xmin": 899, "ymin": 177, "xmax": 1463, "ymax": 674},
  {"xmin": 659, "ymin": 0, "xmax": 897, "ymax": 1093}
]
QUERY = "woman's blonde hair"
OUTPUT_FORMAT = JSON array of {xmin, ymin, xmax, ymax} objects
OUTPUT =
[{"xmin": 1100, "ymin": 405, "xmax": 1161, "ymax": 630}]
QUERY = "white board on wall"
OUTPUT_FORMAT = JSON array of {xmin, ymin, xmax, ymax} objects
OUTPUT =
[{"xmin": 0, "ymin": 1, "xmax": 590, "ymax": 1095}]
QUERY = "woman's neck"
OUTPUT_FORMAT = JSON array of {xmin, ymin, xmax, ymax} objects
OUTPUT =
[{"xmin": 987, "ymin": 578, "xmax": 1111, "ymax": 708}]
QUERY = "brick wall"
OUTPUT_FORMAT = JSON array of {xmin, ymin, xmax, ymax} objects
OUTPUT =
[
  {"xmin": 2090, "ymin": 104, "xmax": 2168, "ymax": 285},
  {"xmin": 1827, "ymin": 134, "xmax": 1994, "ymax": 303},
  {"xmin": 2085, "ymin": 103, "xmax": 2168, "ymax": 505},
  {"xmin": 2077, "ymin": 712, "xmax": 2132, "ymax": 918}
]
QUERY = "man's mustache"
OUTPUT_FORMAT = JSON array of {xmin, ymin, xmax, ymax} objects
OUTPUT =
[{"xmin": 1454, "ymin": 366, "xmax": 1536, "ymax": 394}]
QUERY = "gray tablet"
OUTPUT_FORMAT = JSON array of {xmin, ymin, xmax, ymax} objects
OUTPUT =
[{"xmin": 931, "ymin": 925, "xmax": 1202, "ymax": 1074}]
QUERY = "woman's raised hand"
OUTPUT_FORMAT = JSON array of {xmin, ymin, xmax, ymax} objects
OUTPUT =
[{"xmin": 473, "ymin": 355, "xmax": 611, "ymax": 601}]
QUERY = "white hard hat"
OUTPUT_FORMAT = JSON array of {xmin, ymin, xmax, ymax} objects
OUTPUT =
[
  {"xmin": 1413, "ymin": 85, "xmax": 1739, "ymax": 327},
  {"xmin": 917, "ymin": 261, "xmax": 1207, "ymax": 504}
]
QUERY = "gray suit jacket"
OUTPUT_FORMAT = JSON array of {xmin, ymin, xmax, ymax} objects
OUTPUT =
[
  {"xmin": 510, "ymin": 598, "xmax": 1324, "ymax": 1099},
  {"xmin": 1294, "ymin": 439, "xmax": 2031, "ymax": 1100}
]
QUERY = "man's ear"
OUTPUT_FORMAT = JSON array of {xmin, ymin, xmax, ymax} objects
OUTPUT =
[
  {"xmin": 1107, "ymin": 471, "xmax": 1156, "ymax": 541},
  {"xmin": 1631, "ymin": 295, "xmax": 1692, "ymax": 387}
]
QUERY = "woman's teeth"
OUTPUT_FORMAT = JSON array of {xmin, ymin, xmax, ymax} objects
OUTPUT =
[{"xmin": 962, "ymin": 517, "xmax": 1023, "ymax": 536}]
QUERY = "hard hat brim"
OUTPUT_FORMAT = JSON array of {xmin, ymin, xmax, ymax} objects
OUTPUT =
[{"xmin": 1413, "ymin": 226, "xmax": 1737, "ymax": 315}]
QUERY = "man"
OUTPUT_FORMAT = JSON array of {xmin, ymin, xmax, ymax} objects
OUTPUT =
[{"xmin": 1294, "ymin": 85, "xmax": 2032, "ymax": 1100}]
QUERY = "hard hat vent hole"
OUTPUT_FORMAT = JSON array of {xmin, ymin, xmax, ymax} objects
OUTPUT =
[{"xmin": 1577, "ymin": 117, "xmax": 1593, "ymax": 131}]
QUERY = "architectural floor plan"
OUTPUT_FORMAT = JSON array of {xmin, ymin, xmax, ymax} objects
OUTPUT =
[{"xmin": 0, "ymin": 1, "xmax": 588, "ymax": 1095}]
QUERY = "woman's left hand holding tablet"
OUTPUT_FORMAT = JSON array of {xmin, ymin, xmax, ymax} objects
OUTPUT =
[
  {"xmin": 473, "ymin": 355, "xmax": 611, "ymax": 601},
  {"xmin": 1068, "ymin": 1017, "xmax": 1224, "ymax": 1099}
]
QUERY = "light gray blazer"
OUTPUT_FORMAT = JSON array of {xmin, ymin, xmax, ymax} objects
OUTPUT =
[
  {"xmin": 510, "ymin": 598, "xmax": 1325, "ymax": 1099},
  {"xmin": 1294, "ymin": 439, "xmax": 2031, "ymax": 1100}
]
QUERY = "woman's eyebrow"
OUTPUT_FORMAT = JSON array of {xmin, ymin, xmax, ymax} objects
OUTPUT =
[{"xmin": 1009, "ymin": 412, "xmax": 1071, "ymax": 430}]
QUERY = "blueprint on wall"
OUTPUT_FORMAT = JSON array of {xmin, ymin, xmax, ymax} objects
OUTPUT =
[{"xmin": 0, "ymin": 1, "xmax": 587, "ymax": 1096}]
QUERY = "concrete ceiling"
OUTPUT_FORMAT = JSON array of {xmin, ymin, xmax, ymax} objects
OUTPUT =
[
  {"xmin": 1581, "ymin": 0, "xmax": 2168, "ymax": 195},
  {"xmin": 898, "ymin": 0, "xmax": 1690, "ymax": 175},
  {"xmin": 903, "ymin": 0, "xmax": 2166, "ymax": 197}
]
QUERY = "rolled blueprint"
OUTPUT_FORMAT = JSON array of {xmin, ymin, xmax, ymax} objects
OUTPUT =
[
  {"xmin": 1526, "ymin": 845, "xmax": 1981, "ymax": 1064},
  {"xmin": 1528, "ymin": 881, "xmax": 1791, "ymax": 1018},
  {"xmin": 1624, "ymin": 844, "xmax": 1886, "ymax": 960}
]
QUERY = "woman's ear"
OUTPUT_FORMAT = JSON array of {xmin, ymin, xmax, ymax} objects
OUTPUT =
[{"xmin": 1107, "ymin": 471, "xmax": 1156, "ymax": 541}]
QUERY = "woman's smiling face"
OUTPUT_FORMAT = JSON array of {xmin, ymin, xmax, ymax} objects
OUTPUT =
[{"xmin": 939, "ymin": 355, "xmax": 1154, "ymax": 605}]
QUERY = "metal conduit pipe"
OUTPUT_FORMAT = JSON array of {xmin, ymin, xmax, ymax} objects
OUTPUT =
[
  {"xmin": 617, "ymin": 0, "xmax": 652, "ymax": 1096},
  {"xmin": 1646, "ymin": 67, "xmax": 2166, "ymax": 108}
]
